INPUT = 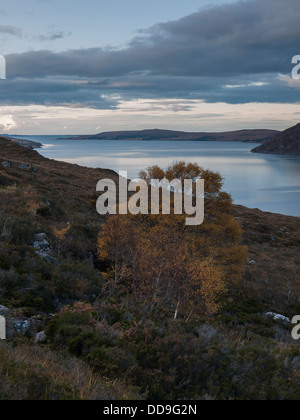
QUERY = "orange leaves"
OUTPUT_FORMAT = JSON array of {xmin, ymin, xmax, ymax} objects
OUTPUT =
[
  {"xmin": 97, "ymin": 162, "xmax": 247, "ymax": 320},
  {"xmin": 97, "ymin": 213, "xmax": 226, "ymax": 320},
  {"xmin": 54, "ymin": 224, "xmax": 70, "ymax": 241}
]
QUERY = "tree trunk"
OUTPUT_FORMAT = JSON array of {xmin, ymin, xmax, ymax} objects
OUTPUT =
[{"xmin": 174, "ymin": 300, "xmax": 181, "ymax": 320}]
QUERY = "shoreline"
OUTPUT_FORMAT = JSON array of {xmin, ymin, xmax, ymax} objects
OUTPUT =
[
  {"xmin": 1, "ymin": 136, "xmax": 299, "ymax": 220},
  {"xmin": 0, "ymin": 136, "xmax": 42, "ymax": 149}
]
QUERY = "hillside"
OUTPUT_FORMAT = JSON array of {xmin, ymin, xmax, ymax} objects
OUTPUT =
[
  {"xmin": 64, "ymin": 128, "xmax": 278, "ymax": 143},
  {"xmin": 0, "ymin": 136, "xmax": 42, "ymax": 149},
  {"xmin": 252, "ymin": 123, "xmax": 300, "ymax": 155},
  {"xmin": 0, "ymin": 137, "xmax": 300, "ymax": 400}
]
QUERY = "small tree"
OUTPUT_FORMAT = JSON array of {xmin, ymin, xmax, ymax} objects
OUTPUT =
[{"xmin": 97, "ymin": 162, "xmax": 247, "ymax": 320}]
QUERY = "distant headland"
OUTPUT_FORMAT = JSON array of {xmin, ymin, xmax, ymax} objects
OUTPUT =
[
  {"xmin": 252, "ymin": 123, "xmax": 300, "ymax": 155},
  {"xmin": 60, "ymin": 128, "xmax": 278, "ymax": 143}
]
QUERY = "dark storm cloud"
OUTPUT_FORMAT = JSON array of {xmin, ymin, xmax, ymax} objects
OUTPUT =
[
  {"xmin": 2, "ymin": 0, "xmax": 300, "ymax": 108},
  {"xmin": 1, "ymin": 73, "xmax": 298, "ymax": 109},
  {"xmin": 0, "ymin": 77, "xmax": 120, "ymax": 108},
  {"xmin": 6, "ymin": 0, "xmax": 300, "ymax": 78}
]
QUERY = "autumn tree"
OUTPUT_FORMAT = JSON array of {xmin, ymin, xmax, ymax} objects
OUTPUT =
[{"xmin": 97, "ymin": 162, "xmax": 247, "ymax": 320}]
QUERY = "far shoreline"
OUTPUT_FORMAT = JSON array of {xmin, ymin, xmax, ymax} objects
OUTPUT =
[{"xmin": 2, "ymin": 136, "xmax": 299, "ymax": 219}]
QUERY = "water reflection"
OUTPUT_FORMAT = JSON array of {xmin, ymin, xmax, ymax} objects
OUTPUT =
[{"xmin": 34, "ymin": 139, "xmax": 300, "ymax": 217}]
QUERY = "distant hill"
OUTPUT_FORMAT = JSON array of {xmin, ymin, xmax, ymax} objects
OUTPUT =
[
  {"xmin": 252, "ymin": 123, "xmax": 300, "ymax": 155},
  {"xmin": 64, "ymin": 128, "xmax": 278, "ymax": 143}
]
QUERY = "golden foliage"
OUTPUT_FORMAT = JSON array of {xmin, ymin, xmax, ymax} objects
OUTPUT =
[
  {"xmin": 54, "ymin": 224, "xmax": 71, "ymax": 241},
  {"xmin": 98, "ymin": 162, "xmax": 247, "ymax": 320}
]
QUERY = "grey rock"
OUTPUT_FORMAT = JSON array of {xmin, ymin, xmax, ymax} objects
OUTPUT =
[
  {"xmin": 13, "ymin": 320, "xmax": 31, "ymax": 334},
  {"xmin": 1, "ymin": 161, "xmax": 12, "ymax": 168},
  {"xmin": 0, "ymin": 305, "xmax": 10, "ymax": 316},
  {"xmin": 266, "ymin": 312, "xmax": 291, "ymax": 325},
  {"xmin": 37, "ymin": 252, "xmax": 55, "ymax": 264},
  {"xmin": 34, "ymin": 233, "xmax": 48, "ymax": 242},
  {"xmin": 33, "ymin": 233, "xmax": 55, "ymax": 262},
  {"xmin": 33, "ymin": 239, "xmax": 50, "ymax": 250},
  {"xmin": 19, "ymin": 163, "xmax": 35, "ymax": 171},
  {"xmin": 4, "ymin": 316, "xmax": 44, "ymax": 339},
  {"xmin": 35, "ymin": 331, "xmax": 46, "ymax": 343}
]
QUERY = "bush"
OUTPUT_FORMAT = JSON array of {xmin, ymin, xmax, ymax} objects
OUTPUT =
[{"xmin": 9, "ymin": 219, "xmax": 36, "ymax": 245}]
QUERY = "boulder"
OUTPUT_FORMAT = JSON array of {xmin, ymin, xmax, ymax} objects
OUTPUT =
[
  {"xmin": 1, "ymin": 161, "xmax": 12, "ymax": 168},
  {"xmin": 33, "ymin": 239, "xmax": 50, "ymax": 251},
  {"xmin": 5, "ymin": 317, "xmax": 44, "ymax": 339},
  {"xmin": 33, "ymin": 233, "xmax": 55, "ymax": 262},
  {"xmin": 13, "ymin": 320, "xmax": 31, "ymax": 334},
  {"xmin": 34, "ymin": 233, "xmax": 48, "ymax": 242},
  {"xmin": 19, "ymin": 163, "xmax": 35, "ymax": 171},
  {"xmin": 35, "ymin": 331, "xmax": 46, "ymax": 343},
  {"xmin": 266, "ymin": 312, "xmax": 291, "ymax": 325}
]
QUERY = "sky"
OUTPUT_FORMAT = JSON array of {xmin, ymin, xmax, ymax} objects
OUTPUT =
[{"xmin": 0, "ymin": 0, "xmax": 299, "ymax": 134}]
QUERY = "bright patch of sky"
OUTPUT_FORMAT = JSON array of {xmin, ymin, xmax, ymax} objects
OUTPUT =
[{"xmin": 0, "ymin": 0, "xmax": 237, "ymax": 53}]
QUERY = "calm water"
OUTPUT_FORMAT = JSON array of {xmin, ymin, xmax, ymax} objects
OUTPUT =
[{"xmin": 11, "ymin": 135, "xmax": 300, "ymax": 217}]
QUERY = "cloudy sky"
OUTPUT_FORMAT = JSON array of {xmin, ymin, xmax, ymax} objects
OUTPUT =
[{"xmin": 0, "ymin": 0, "xmax": 299, "ymax": 134}]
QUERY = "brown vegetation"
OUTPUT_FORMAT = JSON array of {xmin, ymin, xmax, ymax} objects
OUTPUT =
[{"xmin": 1, "ymin": 138, "xmax": 300, "ymax": 400}]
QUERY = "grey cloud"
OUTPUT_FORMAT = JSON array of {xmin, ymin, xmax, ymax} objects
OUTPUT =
[
  {"xmin": 36, "ymin": 31, "xmax": 71, "ymax": 42},
  {"xmin": 6, "ymin": 0, "xmax": 300, "ymax": 79},
  {"xmin": 0, "ymin": 73, "xmax": 298, "ymax": 109},
  {"xmin": 0, "ymin": 25, "xmax": 22, "ymax": 37},
  {"xmin": 0, "ymin": 77, "xmax": 120, "ymax": 109},
  {"xmin": 1, "ymin": 0, "xmax": 299, "ymax": 109}
]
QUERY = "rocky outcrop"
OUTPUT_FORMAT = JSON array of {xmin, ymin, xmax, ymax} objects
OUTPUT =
[
  {"xmin": 1, "ymin": 161, "xmax": 12, "ymax": 168},
  {"xmin": 1, "ymin": 160, "xmax": 36, "ymax": 171},
  {"xmin": 0, "ymin": 305, "xmax": 44, "ymax": 339},
  {"xmin": 19, "ymin": 163, "xmax": 35, "ymax": 171},
  {"xmin": 266, "ymin": 312, "xmax": 291, "ymax": 325},
  {"xmin": 35, "ymin": 331, "xmax": 47, "ymax": 343},
  {"xmin": 33, "ymin": 233, "xmax": 55, "ymax": 263}
]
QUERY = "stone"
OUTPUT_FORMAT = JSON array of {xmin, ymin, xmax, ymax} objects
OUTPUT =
[
  {"xmin": 0, "ymin": 305, "xmax": 10, "ymax": 316},
  {"xmin": 37, "ymin": 252, "xmax": 55, "ymax": 264},
  {"xmin": 266, "ymin": 312, "xmax": 291, "ymax": 325},
  {"xmin": 19, "ymin": 163, "xmax": 35, "ymax": 171},
  {"xmin": 33, "ymin": 239, "xmax": 50, "ymax": 250},
  {"xmin": 13, "ymin": 320, "xmax": 31, "ymax": 334},
  {"xmin": 1, "ymin": 161, "xmax": 12, "ymax": 168},
  {"xmin": 34, "ymin": 233, "xmax": 48, "ymax": 242},
  {"xmin": 35, "ymin": 331, "xmax": 46, "ymax": 343}
]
